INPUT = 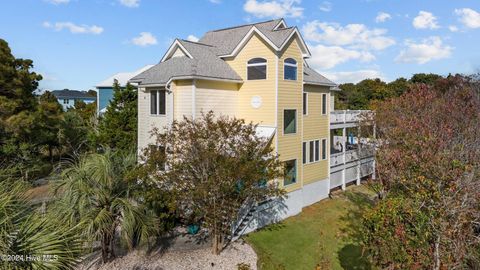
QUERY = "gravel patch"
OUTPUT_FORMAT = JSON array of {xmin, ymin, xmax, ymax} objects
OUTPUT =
[{"xmin": 77, "ymin": 240, "xmax": 257, "ymax": 270}]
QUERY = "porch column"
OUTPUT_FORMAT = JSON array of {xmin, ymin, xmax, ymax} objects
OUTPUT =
[
  {"xmin": 341, "ymin": 127, "xmax": 346, "ymax": 190},
  {"xmin": 356, "ymin": 125, "xmax": 361, "ymax": 185}
]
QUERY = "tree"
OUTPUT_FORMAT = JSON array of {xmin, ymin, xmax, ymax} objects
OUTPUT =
[
  {"xmin": 335, "ymin": 74, "xmax": 444, "ymax": 110},
  {"xmin": 0, "ymin": 39, "xmax": 42, "ymax": 111},
  {"xmin": 139, "ymin": 112, "xmax": 285, "ymax": 254},
  {"xmin": 73, "ymin": 99, "xmax": 96, "ymax": 123},
  {"xmin": 361, "ymin": 75, "xmax": 480, "ymax": 269},
  {"xmin": 53, "ymin": 149, "xmax": 157, "ymax": 263},
  {"xmin": 0, "ymin": 181, "xmax": 83, "ymax": 269},
  {"xmin": 97, "ymin": 80, "xmax": 137, "ymax": 152},
  {"xmin": 58, "ymin": 110, "xmax": 90, "ymax": 156},
  {"xmin": 0, "ymin": 39, "xmax": 48, "ymax": 181},
  {"xmin": 409, "ymin": 73, "xmax": 442, "ymax": 85},
  {"xmin": 387, "ymin": 77, "xmax": 410, "ymax": 97},
  {"xmin": 36, "ymin": 91, "xmax": 63, "ymax": 161}
]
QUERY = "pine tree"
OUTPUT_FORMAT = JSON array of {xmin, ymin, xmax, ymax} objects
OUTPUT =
[{"xmin": 97, "ymin": 80, "xmax": 137, "ymax": 152}]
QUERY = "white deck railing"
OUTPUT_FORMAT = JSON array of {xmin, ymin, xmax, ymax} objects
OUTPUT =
[
  {"xmin": 330, "ymin": 110, "xmax": 372, "ymax": 125},
  {"xmin": 330, "ymin": 146, "xmax": 375, "ymax": 168}
]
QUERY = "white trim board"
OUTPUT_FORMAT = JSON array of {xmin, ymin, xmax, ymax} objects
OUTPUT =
[{"xmin": 219, "ymin": 26, "xmax": 311, "ymax": 59}]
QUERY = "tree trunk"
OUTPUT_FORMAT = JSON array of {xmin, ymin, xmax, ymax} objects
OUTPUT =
[
  {"xmin": 433, "ymin": 235, "xmax": 440, "ymax": 270},
  {"xmin": 212, "ymin": 233, "xmax": 223, "ymax": 255},
  {"xmin": 101, "ymin": 232, "xmax": 115, "ymax": 263}
]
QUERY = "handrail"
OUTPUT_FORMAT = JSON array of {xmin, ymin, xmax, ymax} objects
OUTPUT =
[{"xmin": 231, "ymin": 196, "xmax": 255, "ymax": 236}]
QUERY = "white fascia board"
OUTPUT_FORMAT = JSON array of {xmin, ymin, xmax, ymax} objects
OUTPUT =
[
  {"xmin": 226, "ymin": 26, "xmax": 279, "ymax": 57},
  {"xmin": 159, "ymin": 76, "xmax": 242, "ymax": 90},
  {"xmin": 160, "ymin": 39, "xmax": 194, "ymax": 62},
  {"xmin": 303, "ymin": 81, "xmax": 337, "ymax": 87},
  {"xmin": 279, "ymin": 28, "xmax": 311, "ymax": 58}
]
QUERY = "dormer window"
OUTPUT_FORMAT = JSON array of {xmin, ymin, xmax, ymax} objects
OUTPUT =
[
  {"xmin": 247, "ymin": 58, "xmax": 267, "ymax": 80},
  {"xmin": 284, "ymin": 58, "xmax": 297, "ymax": 80}
]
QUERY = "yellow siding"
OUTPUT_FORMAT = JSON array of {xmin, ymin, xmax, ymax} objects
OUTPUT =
[
  {"xmin": 302, "ymin": 84, "xmax": 330, "ymax": 184},
  {"xmin": 277, "ymin": 37, "xmax": 304, "ymax": 192},
  {"xmin": 173, "ymin": 80, "xmax": 193, "ymax": 120},
  {"xmin": 225, "ymin": 33, "xmax": 276, "ymax": 126},
  {"xmin": 195, "ymin": 80, "xmax": 239, "ymax": 117},
  {"xmin": 138, "ymin": 31, "xmax": 333, "ymax": 193}
]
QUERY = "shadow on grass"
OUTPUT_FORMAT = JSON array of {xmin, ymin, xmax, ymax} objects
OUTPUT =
[{"xmin": 337, "ymin": 188, "xmax": 375, "ymax": 270}]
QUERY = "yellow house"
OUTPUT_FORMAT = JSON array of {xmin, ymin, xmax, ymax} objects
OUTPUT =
[{"xmin": 131, "ymin": 19, "xmax": 372, "ymax": 233}]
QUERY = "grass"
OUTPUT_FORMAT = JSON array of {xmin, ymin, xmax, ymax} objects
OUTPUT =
[{"xmin": 245, "ymin": 185, "xmax": 375, "ymax": 270}]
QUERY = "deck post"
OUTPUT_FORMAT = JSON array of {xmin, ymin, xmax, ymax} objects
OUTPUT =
[{"xmin": 341, "ymin": 128, "xmax": 346, "ymax": 190}]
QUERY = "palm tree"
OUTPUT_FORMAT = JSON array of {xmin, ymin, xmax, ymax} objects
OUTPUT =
[
  {"xmin": 0, "ymin": 182, "xmax": 82, "ymax": 270},
  {"xmin": 53, "ymin": 149, "xmax": 157, "ymax": 263}
]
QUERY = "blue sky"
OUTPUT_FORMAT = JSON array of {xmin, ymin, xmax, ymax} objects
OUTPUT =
[{"xmin": 1, "ymin": 0, "xmax": 479, "ymax": 90}]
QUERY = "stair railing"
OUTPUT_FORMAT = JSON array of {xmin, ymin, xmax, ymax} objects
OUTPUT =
[{"xmin": 231, "ymin": 196, "xmax": 256, "ymax": 237}]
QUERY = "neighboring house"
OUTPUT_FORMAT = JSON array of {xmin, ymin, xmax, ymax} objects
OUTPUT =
[
  {"xmin": 95, "ymin": 65, "xmax": 154, "ymax": 114},
  {"xmin": 131, "ymin": 19, "xmax": 375, "ymax": 236},
  {"xmin": 51, "ymin": 89, "xmax": 96, "ymax": 111}
]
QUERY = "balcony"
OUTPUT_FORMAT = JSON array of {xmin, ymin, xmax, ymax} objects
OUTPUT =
[
  {"xmin": 329, "ymin": 143, "xmax": 375, "ymax": 190},
  {"xmin": 330, "ymin": 110, "xmax": 372, "ymax": 128}
]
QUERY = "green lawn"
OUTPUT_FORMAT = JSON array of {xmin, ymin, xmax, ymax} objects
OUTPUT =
[{"xmin": 245, "ymin": 185, "xmax": 375, "ymax": 270}]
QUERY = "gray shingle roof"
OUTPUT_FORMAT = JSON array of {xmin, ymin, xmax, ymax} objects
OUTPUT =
[
  {"xmin": 199, "ymin": 19, "xmax": 295, "ymax": 56},
  {"xmin": 51, "ymin": 89, "xmax": 96, "ymax": 99},
  {"xmin": 131, "ymin": 40, "xmax": 242, "ymax": 85},
  {"xmin": 131, "ymin": 19, "xmax": 337, "ymax": 88},
  {"xmin": 303, "ymin": 66, "xmax": 337, "ymax": 87}
]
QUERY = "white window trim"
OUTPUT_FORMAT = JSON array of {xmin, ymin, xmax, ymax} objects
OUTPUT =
[
  {"xmin": 303, "ymin": 92, "xmax": 308, "ymax": 116},
  {"xmin": 321, "ymin": 93, "xmax": 327, "ymax": 115},
  {"xmin": 150, "ymin": 89, "xmax": 167, "ymax": 117},
  {"xmin": 246, "ymin": 58, "xmax": 268, "ymax": 81},
  {"xmin": 321, "ymin": 138, "xmax": 328, "ymax": 160},
  {"xmin": 283, "ymin": 58, "xmax": 298, "ymax": 81},
  {"xmin": 303, "ymin": 138, "xmax": 325, "ymax": 165},
  {"xmin": 282, "ymin": 108, "xmax": 297, "ymax": 136}
]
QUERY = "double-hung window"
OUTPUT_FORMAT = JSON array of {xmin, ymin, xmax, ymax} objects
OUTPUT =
[
  {"xmin": 247, "ymin": 58, "xmax": 267, "ymax": 80},
  {"xmin": 284, "ymin": 58, "xmax": 297, "ymax": 80},
  {"xmin": 150, "ymin": 90, "xmax": 166, "ymax": 115}
]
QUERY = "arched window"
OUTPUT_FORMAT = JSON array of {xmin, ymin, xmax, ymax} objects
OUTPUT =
[
  {"xmin": 284, "ymin": 58, "xmax": 297, "ymax": 80},
  {"xmin": 247, "ymin": 58, "xmax": 267, "ymax": 80}
]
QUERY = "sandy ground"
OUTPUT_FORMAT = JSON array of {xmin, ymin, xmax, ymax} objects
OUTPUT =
[{"xmin": 77, "ymin": 240, "xmax": 257, "ymax": 270}]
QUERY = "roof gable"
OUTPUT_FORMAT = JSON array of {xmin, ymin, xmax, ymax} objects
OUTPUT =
[
  {"xmin": 198, "ymin": 19, "xmax": 311, "ymax": 58},
  {"xmin": 160, "ymin": 39, "xmax": 194, "ymax": 62}
]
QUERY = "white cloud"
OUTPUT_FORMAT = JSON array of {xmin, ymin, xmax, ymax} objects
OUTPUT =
[
  {"xmin": 187, "ymin": 35, "xmax": 199, "ymax": 42},
  {"xmin": 321, "ymin": 70, "xmax": 385, "ymax": 83},
  {"xmin": 243, "ymin": 0, "xmax": 303, "ymax": 18},
  {"xmin": 119, "ymin": 0, "xmax": 140, "ymax": 8},
  {"xmin": 302, "ymin": 21, "xmax": 395, "ymax": 51},
  {"xmin": 375, "ymin": 12, "xmax": 391, "ymax": 23},
  {"xmin": 45, "ymin": 0, "xmax": 70, "ymax": 4},
  {"xmin": 413, "ymin": 11, "xmax": 439, "ymax": 29},
  {"xmin": 454, "ymin": 8, "xmax": 480, "ymax": 29},
  {"xmin": 308, "ymin": 44, "xmax": 375, "ymax": 70},
  {"xmin": 448, "ymin": 25, "xmax": 459, "ymax": 32},
  {"xmin": 209, "ymin": 0, "xmax": 221, "ymax": 3},
  {"xmin": 395, "ymin": 36, "xmax": 452, "ymax": 64},
  {"xmin": 43, "ymin": 21, "xmax": 103, "ymax": 34},
  {"xmin": 319, "ymin": 1, "xmax": 332, "ymax": 12},
  {"xmin": 131, "ymin": 32, "xmax": 158, "ymax": 47}
]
